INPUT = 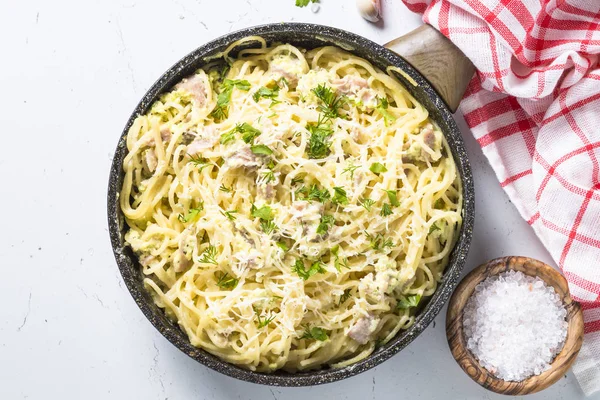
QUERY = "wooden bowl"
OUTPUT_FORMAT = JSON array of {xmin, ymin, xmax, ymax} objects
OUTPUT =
[{"xmin": 446, "ymin": 256, "xmax": 584, "ymax": 395}]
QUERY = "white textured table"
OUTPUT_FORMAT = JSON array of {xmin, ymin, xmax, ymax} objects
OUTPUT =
[{"xmin": 1, "ymin": 1, "xmax": 596, "ymax": 399}]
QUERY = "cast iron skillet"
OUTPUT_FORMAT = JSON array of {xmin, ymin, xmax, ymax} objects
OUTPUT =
[{"xmin": 107, "ymin": 23, "xmax": 475, "ymax": 386}]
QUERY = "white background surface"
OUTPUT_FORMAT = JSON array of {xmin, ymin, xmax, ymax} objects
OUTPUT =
[{"xmin": 1, "ymin": 0, "xmax": 597, "ymax": 399}]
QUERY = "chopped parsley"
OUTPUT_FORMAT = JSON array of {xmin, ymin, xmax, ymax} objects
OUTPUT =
[
  {"xmin": 216, "ymin": 272, "xmax": 238, "ymax": 289},
  {"xmin": 253, "ymin": 86, "xmax": 280, "ymax": 104},
  {"xmin": 312, "ymin": 84, "xmax": 345, "ymax": 119},
  {"xmin": 331, "ymin": 245, "xmax": 348, "ymax": 272},
  {"xmin": 221, "ymin": 123, "xmax": 262, "ymax": 144},
  {"xmin": 198, "ymin": 245, "xmax": 218, "ymax": 265},
  {"xmin": 397, "ymin": 294, "xmax": 421, "ymax": 310},
  {"xmin": 383, "ymin": 189, "xmax": 400, "ymax": 207},
  {"xmin": 260, "ymin": 220, "xmax": 277, "ymax": 235},
  {"xmin": 434, "ymin": 198, "xmax": 445, "ymax": 209},
  {"xmin": 332, "ymin": 186, "xmax": 349, "ymax": 205},
  {"xmin": 251, "ymin": 204, "xmax": 274, "ymax": 221},
  {"xmin": 316, "ymin": 214, "xmax": 335, "ymax": 235},
  {"xmin": 303, "ymin": 184, "xmax": 331, "ymax": 203},
  {"xmin": 250, "ymin": 144, "xmax": 273, "ymax": 156},
  {"xmin": 291, "ymin": 259, "xmax": 326, "ymax": 280},
  {"xmin": 376, "ymin": 97, "xmax": 396, "ymax": 126},
  {"xmin": 295, "ymin": 0, "xmax": 318, "ymax": 7},
  {"xmin": 276, "ymin": 241, "xmax": 289, "ymax": 252},
  {"xmin": 177, "ymin": 206, "xmax": 203, "ymax": 223},
  {"xmin": 210, "ymin": 79, "xmax": 251, "ymax": 121},
  {"xmin": 301, "ymin": 326, "xmax": 329, "ymax": 341},
  {"xmin": 369, "ymin": 162, "xmax": 387, "ymax": 175},
  {"xmin": 306, "ymin": 116, "xmax": 333, "ymax": 159}
]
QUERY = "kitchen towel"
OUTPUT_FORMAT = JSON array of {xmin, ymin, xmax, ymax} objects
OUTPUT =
[{"xmin": 401, "ymin": 0, "xmax": 600, "ymax": 395}]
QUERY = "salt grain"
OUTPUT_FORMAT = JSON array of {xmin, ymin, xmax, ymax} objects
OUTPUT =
[{"xmin": 462, "ymin": 270, "xmax": 568, "ymax": 381}]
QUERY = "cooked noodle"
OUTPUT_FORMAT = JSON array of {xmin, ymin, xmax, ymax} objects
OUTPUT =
[{"xmin": 120, "ymin": 38, "xmax": 462, "ymax": 372}]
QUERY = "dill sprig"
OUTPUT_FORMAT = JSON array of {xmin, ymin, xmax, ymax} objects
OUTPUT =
[
  {"xmin": 312, "ymin": 84, "xmax": 345, "ymax": 119},
  {"xmin": 306, "ymin": 115, "xmax": 333, "ymax": 159},
  {"xmin": 342, "ymin": 163, "xmax": 360, "ymax": 179},
  {"xmin": 188, "ymin": 155, "xmax": 210, "ymax": 172},
  {"xmin": 364, "ymin": 231, "xmax": 394, "ymax": 251},
  {"xmin": 300, "ymin": 326, "xmax": 328, "ymax": 341},
  {"xmin": 360, "ymin": 198, "xmax": 375, "ymax": 212},
  {"xmin": 216, "ymin": 272, "xmax": 238, "ymax": 289},
  {"xmin": 380, "ymin": 203, "xmax": 393, "ymax": 217},
  {"xmin": 220, "ymin": 209, "xmax": 238, "ymax": 221},
  {"xmin": 338, "ymin": 288, "xmax": 352, "ymax": 305},
  {"xmin": 254, "ymin": 306, "xmax": 276, "ymax": 328},
  {"xmin": 219, "ymin": 184, "xmax": 232, "ymax": 193},
  {"xmin": 198, "ymin": 245, "xmax": 218, "ymax": 265}
]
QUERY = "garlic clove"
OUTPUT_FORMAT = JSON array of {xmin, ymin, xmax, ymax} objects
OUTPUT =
[{"xmin": 356, "ymin": 0, "xmax": 381, "ymax": 22}]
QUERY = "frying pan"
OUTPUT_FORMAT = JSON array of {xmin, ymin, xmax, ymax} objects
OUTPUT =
[{"xmin": 107, "ymin": 23, "xmax": 475, "ymax": 386}]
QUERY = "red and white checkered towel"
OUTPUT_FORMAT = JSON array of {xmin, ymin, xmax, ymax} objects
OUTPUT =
[{"xmin": 401, "ymin": 0, "xmax": 600, "ymax": 394}]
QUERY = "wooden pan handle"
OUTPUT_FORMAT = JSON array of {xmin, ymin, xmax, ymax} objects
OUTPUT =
[{"xmin": 385, "ymin": 24, "xmax": 475, "ymax": 113}]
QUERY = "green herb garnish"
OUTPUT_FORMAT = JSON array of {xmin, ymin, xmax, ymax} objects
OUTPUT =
[
  {"xmin": 250, "ymin": 144, "xmax": 273, "ymax": 156},
  {"xmin": 209, "ymin": 79, "xmax": 251, "ymax": 121},
  {"xmin": 276, "ymin": 241, "xmax": 289, "ymax": 252},
  {"xmin": 295, "ymin": 0, "xmax": 318, "ymax": 7},
  {"xmin": 331, "ymin": 245, "xmax": 348, "ymax": 272},
  {"xmin": 369, "ymin": 162, "xmax": 387, "ymax": 175},
  {"xmin": 177, "ymin": 206, "xmax": 203, "ymax": 223},
  {"xmin": 301, "ymin": 326, "xmax": 328, "ymax": 341},
  {"xmin": 360, "ymin": 198, "xmax": 375, "ymax": 212},
  {"xmin": 380, "ymin": 203, "xmax": 393, "ymax": 217},
  {"xmin": 342, "ymin": 163, "xmax": 360, "ymax": 179},
  {"xmin": 397, "ymin": 294, "xmax": 421, "ymax": 310},
  {"xmin": 376, "ymin": 97, "xmax": 396, "ymax": 126},
  {"xmin": 307, "ymin": 184, "xmax": 331, "ymax": 203},
  {"xmin": 364, "ymin": 232, "xmax": 394, "ymax": 251},
  {"xmin": 429, "ymin": 222, "xmax": 441, "ymax": 234},
  {"xmin": 216, "ymin": 272, "xmax": 238, "ymax": 289},
  {"xmin": 339, "ymin": 288, "xmax": 352, "ymax": 305},
  {"xmin": 220, "ymin": 210, "xmax": 238, "ymax": 221},
  {"xmin": 251, "ymin": 204, "xmax": 274, "ymax": 221},
  {"xmin": 383, "ymin": 189, "xmax": 400, "ymax": 207},
  {"xmin": 332, "ymin": 186, "xmax": 349, "ymax": 205},
  {"xmin": 254, "ymin": 307, "xmax": 276, "ymax": 328},
  {"xmin": 198, "ymin": 245, "xmax": 218, "ymax": 265},
  {"xmin": 221, "ymin": 123, "xmax": 262, "ymax": 145},
  {"xmin": 306, "ymin": 115, "xmax": 333, "ymax": 159},
  {"xmin": 253, "ymin": 86, "xmax": 280, "ymax": 103},
  {"xmin": 291, "ymin": 259, "xmax": 326, "ymax": 280},
  {"xmin": 316, "ymin": 214, "xmax": 335, "ymax": 235},
  {"xmin": 219, "ymin": 184, "xmax": 232, "ymax": 193},
  {"xmin": 312, "ymin": 84, "xmax": 345, "ymax": 119}
]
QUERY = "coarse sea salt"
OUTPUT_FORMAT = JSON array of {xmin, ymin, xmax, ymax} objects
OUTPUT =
[{"xmin": 462, "ymin": 270, "xmax": 568, "ymax": 382}]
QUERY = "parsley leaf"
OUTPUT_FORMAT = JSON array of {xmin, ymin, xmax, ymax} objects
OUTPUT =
[
  {"xmin": 251, "ymin": 204, "xmax": 274, "ymax": 221},
  {"xmin": 276, "ymin": 241, "xmax": 289, "ymax": 252},
  {"xmin": 253, "ymin": 86, "xmax": 280, "ymax": 103},
  {"xmin": 332, "ymin": 186, "xmax": 349, "ymax": 205},
  {"xmin": 177, "ymin": 206, "xmax": 203, "ymax": 223},
  {"xmin": 331, "ymin": 244, "xmax": 348, "ymax": 272},
  {"xmin": 306, "ymin": 116, "xmax": 333, "ymax": 159},
  {"xmin": 384, "ymin": 189, "xmax": 400, "ymax": 207},
  {"xmin": 292, "ymin": 259, "xmax": 326, "ymax": 280},
  {"xmin": 376, "ymin": 97, "xmax": 396, "ymax": 126},
  {"xmin": 397, "ymin": 294, "xmax": 421, "ymax": 310},
  {"xmin": 295, "ymin": 0, "xmax": 318, "ymax": 7},
  {"xmin": 301, "ymin": 326, "xmax": 329, "ymax": 341},
  {"xmin": 260, "ymin": 220, "xmax": 277, "ymax": 235},
  {"xmin": 209, "ymin": 79, "xmax": 251, "ymax": 121},
  {"xmin": 250, "ymin": 144, "xmax": 273, "ymax": 156},
  {"xmin": 312, "ymin": 84, "xmax": 345, "ymax": 119},
  {"xmin": 316, "ymin": 214, "xmax": 335, "ymax": 235},
  {"xmin": 369, "ymin": 162, "xmax": 387, "ymax": 174},
  {"xmin": 220, "ymin": 130, "xmax": 236, "ymax": 145},
  {"xmin": 216, "ymin": 272, "xmax": 238, "ymax": 289},
  {"xmin": 307, "ymin": 184, "xmax": 331, "ymax": 203},
  {"xmin": 221, "ymin": 123, "xmax": 262, "ymax": 145}
]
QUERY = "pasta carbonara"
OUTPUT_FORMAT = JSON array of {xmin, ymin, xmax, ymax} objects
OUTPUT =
[{"xmin": 120, "ymin": 37, "xmax": 462, "ymax": 372}]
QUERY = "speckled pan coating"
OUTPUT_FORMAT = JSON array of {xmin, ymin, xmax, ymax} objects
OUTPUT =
[{"xmin": 107, "ymin": 23, "xmax": 475, "ymax": 387}]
